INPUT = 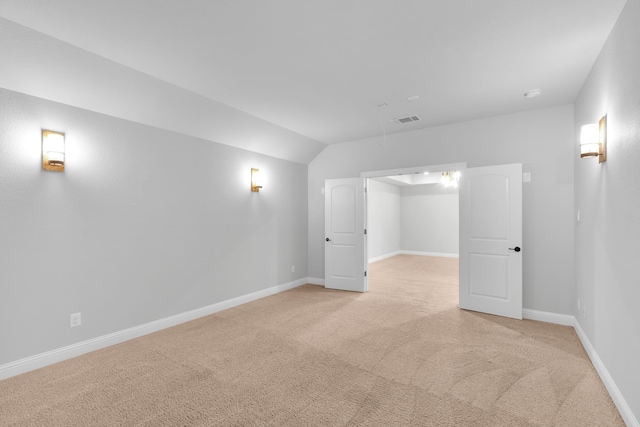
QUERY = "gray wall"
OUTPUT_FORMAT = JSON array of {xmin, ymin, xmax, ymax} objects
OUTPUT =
[
  {"xmin": 400, "ymin": 185, "xmax": 458, "ymax": 256},
  {"xmin": 309, "ymin": 104, "xmax": 575, "ymax": 314},
  {"xmin": 0, "ymin": 88, "xmax": 308, "ymax": 366},
  {"xmin": 574, "ymin": 0, "xmax": 640, "ymax": 419},
  {"xmin": 367, "ymin": 180, "xmax": 458, "ymax": 261},
  {"xmin": 367, "ymin": 179, "xmax": 401, "ymax": 260}
]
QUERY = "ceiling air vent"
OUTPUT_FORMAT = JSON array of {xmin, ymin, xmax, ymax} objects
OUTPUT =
[{"xmin": 391, "ymin": 115, "xmax": 421, "ymax": 125}]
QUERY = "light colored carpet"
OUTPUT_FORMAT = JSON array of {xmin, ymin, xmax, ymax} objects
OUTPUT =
[{"xmin": 0, "ymin": 255, "xmax": 623, "ymax": 426}]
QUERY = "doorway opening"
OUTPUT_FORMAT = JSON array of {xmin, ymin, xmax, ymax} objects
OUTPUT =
[{"xmin": 362, "ymin": 163, "xmax": 464, "ymax": 297}]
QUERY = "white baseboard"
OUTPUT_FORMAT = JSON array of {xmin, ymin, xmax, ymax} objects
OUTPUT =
[
  {"xmin": 573, "ymin": 320, "xmax": 639, "ymax": 427},
  {"xmin": 400, "ymin": 250, "xmax": 459, "ymax": 259},
  {"xmin": 0, "ymin": 277, "xmax": 310, "ymax": 381},
  {"xmin": 522, "ymin": 309, "xmax": 575, "ymax": 326},
  {"xmin": 368, "ymin": 251, "xmax": 401, "ymax": 264},
  {"xmin": 523, "ymin": 309, "xmax": 638, "ymax": 427},
  {"xmin": 368, "ymin": 251, "xmax": 459, "ymax": 264}
]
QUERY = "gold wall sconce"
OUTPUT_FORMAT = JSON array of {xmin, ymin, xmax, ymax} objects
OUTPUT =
[
  {"xmin": 251, "ymin": 168, "xmax": 263, "ymax": 192},
  {"xmin": 580, "ymin": 115, "xmax": 607, "ymax": 163},
  {"xmin": 42, "ymin": 130, "xmax": 65, "ymax": 172}
]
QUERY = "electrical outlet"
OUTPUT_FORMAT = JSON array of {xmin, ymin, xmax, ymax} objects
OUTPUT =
[
  {"xmin": 577, "ymin": 299, "xmax": 581, "ymax": 310},
  {"xmin": 70, "ymin": 312, "xmax": 81, "ymax": 328},
  {"xmin": 582, "ymin": 305, "xmax": 587, "ymax": 320},
  {"xmin": 291, "ymin": 265, "xmax": 296, "ymax": 273}
]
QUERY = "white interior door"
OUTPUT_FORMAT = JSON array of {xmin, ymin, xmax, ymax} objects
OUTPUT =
[
  {"xmin": 459, "ymin": 163, "xmax": 523, "ymax": 319},
  {"xmin": 324, "ymin": 178, "xmax": 367, "ymax": 292}
]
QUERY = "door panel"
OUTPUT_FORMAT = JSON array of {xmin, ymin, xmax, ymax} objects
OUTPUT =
[
  {"xmin": 325, "ymin": 178, "xmax": 367, "ymax": 292},
  {"xmin": 331, "ymin": 185, "xmax": 357, "ymax": 233},
  {"xmin": 332, "ymin": 244, "xmax": 358, "ymax": 279},
  {"xmin": 469, "ymin": 254, "xmax": 509, "ymax": 299},
  {"xmin": 470, "ymin": 175, "xmax": 509, "ymax": 239},
  {"xmin": 460, "ymin": 164, "xmax": 522, "ymax": 319}
]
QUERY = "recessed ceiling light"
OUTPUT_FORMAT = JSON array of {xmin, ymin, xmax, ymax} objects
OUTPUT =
[
  {"xmin": 524, "ymin": 89, "xmax": 542, "ymax": 98},
  {"xmin": 406, "ymin": 95, "xmax": 420, "ymax": 101}
]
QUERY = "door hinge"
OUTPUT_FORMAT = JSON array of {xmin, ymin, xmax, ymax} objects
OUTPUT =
[
  {"xmin": 364, "ymin": 229, "xmax": 367, "ymax": 235},
  {"xmin": 364, "ymin": 271, "xmax": 367, "ymax": 277}
]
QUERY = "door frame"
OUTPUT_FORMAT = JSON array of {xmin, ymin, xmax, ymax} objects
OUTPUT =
[
  {"xmin": 324, "ymin": 177, "xmax": 368, "ymax": 292},
  {"xmin": 458, "ymin": 163, "xmax": 523, "ymax": 319}
]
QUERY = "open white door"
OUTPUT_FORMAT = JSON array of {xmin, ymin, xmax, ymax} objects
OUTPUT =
[
  {"xmin": 459, "ymin": 163, "xmax": 523, "ymax": 319},
  {"xmin": 324, "ymin": 178, "xmax": 367, "ymax": 292}
]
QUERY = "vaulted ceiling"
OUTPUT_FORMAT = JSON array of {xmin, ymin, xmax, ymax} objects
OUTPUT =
[{"xmin": 0, "ymin": 0, "xmax": 627, "ymax": 164}]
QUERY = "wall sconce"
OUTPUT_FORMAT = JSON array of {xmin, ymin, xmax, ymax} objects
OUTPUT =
[
  {"xmin": 251, "ymin": 168, "xmax": 263, "ymax": 192},
  {"xmin": 42, "ymin": 130, "xmax": 65, "ymax": 172},
  {"xmin": 580, "ymin": 115, "xmax": 607, "ymax": 163}
]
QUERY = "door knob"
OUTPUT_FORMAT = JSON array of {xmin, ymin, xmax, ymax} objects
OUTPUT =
[
  {"xmin": 326, "ymin": 237, "xmax": 332, "ymax": 242},
  {"xmin": 508, "ymin": 246, "xmax": 521, "ymax": 252}
]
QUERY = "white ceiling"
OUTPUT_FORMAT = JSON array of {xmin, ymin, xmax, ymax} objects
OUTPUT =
[{"xmin": 0, "ymin": 0, "xmax": 627, "ymax": 161}]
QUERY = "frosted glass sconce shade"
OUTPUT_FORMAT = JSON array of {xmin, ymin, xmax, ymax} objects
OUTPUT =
[
  {"xmin": 580, "ymin": 124, "xmax": 599, "ymax": 158},
  {"xmin": 42, "ymin": 130, "xmax": 65, "ymax": 172},
  {"xmin": 580, "ymin": 116, "xmax": 607, "ymax": 163}
]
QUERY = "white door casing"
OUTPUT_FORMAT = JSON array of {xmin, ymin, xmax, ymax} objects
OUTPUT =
[
  {"xmin": 324, "ymin": 178, "xmax": 367, "ymax": 292},
  {"xmin": 459, "ymin": 163, "xmax": 523, "ymax": 319}
]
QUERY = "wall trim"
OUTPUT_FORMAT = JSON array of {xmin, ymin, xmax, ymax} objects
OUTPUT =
[
  {"xmin": 522, "ymin": 309, "xmax": 638, "ymax": 426},
  {"xmin": 0, "ymin": 277, "xmax": 312, "ymax": 381},
  {"xmin": 369, "ymin": 251, "xmax": 460, "ymax": 264},
  {"xmin": 400, "ymin": 250, "xmax": 459, "ymax": 259},
  {"xmin": 573, "ymin": 320, "xmax": 639, "ymax": 427},
  {"xmin": 368, "ymin": 251, "xmax": 401, "ymax": 264},
  {"xmin": 522, "ymin": 309, "xmax": 575, "ymax": 326},
  {"xmin": 307, "ymin": 277, "xmax": 325, "ymax": 286}
]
